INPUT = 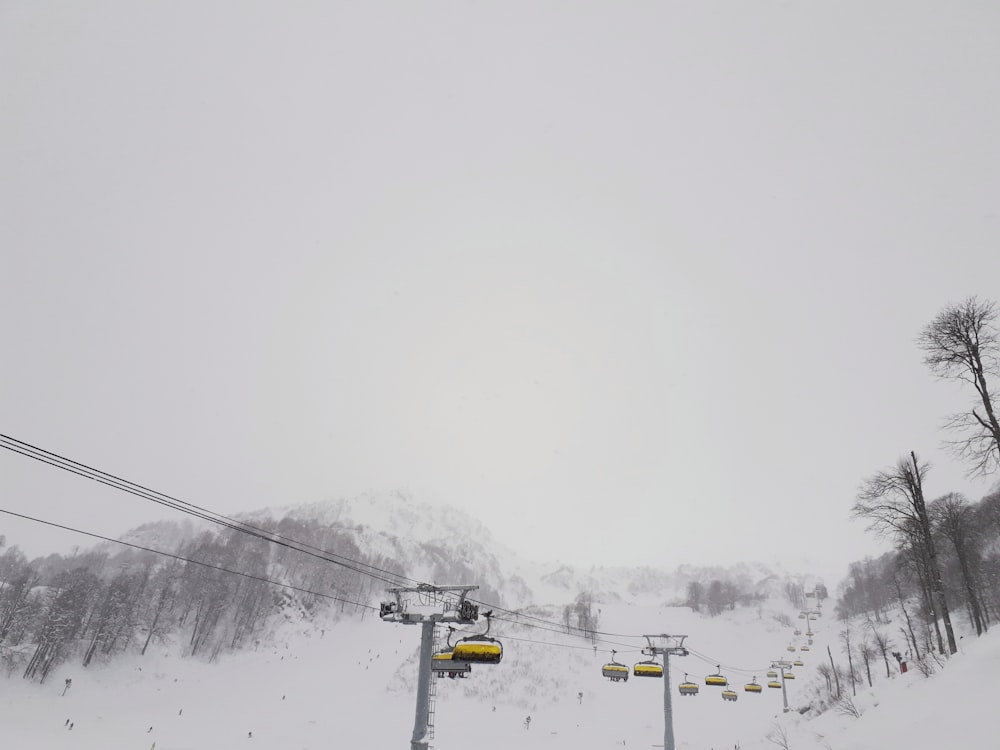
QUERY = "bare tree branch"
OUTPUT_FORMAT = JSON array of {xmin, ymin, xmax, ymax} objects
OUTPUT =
[
  {"xmin": 918, "ymin": 297, "xmax": 1000, "ymax": 476},
  {"xmin": 853, "ymin": 453, "xmax": 957, "ymax": 654}
]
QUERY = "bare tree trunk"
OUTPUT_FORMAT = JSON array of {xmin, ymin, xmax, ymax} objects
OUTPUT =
[
  {"xmin": 912, "ymin": 548, "xmax": 944, "ymax": 654},
  {"xmin": 860, "ymin": 644, "xmax": 873, "ymax": 687},
  {"xmin": 844, "ymin": 632, "xmax": 857, "ymax": 696},
  {"xmin": 892, "ymin": 570, "xmax": 920, "ymax": 660},
  {"xmin": 868, "ymin": 621, "xmax": 892, "ymax": 678},
  {"xmin": 978, "ymin": 589, "xmax": 991, "ymax": 629},
  {"xmin": 909, "ymin": 452, "xmax": 957, "ymax": 655},
  {"xmin": 827, "ymin": 645, "xmax": 841, "ymax": 699},
  {"xmin": 956, "ymin": 544, "xmax": 985, "ymax": 635}
]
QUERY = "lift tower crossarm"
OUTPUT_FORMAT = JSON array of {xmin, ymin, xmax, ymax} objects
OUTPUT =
[{"xmin": 380, "ymin": 585, "xmax": 480, "ymax": 625}]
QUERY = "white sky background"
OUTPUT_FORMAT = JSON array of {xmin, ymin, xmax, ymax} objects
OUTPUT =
[{"xmin": 2, "ymin": 1, "xmax": 999, "ymax": 581}]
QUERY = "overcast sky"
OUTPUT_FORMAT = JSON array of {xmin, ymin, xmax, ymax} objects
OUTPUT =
[{"xmin": 2, "ymin": 1, "xmax": 999, "ymax": 585}]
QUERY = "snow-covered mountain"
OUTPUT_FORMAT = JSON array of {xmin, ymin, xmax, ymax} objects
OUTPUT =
[
  {"xmin": 242, "ymin": 491, "xmax": 825, "ymax": 611},
  {"xmin": 109, "ymin": 490, "xmax": 824, "ymax": 615}
]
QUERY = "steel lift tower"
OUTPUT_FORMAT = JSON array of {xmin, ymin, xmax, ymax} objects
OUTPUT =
[
  {"xmin": 641, "ymin": 634, "xmax": 689, "ymax": 750},
  {"xmin": 380, "ymin": 584, "xmax": 479, "ymax": 750},
  {"xmin": 771, "ymin": 659, "xmax": 794, "ymax": 712}
]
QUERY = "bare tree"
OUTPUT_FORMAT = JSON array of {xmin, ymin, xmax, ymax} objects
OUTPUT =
[
  {"xmin": 827, "ymin": 645, "xmax": 841, "ymax": 698},
  {"xmin": 890, "ymin": 564, "xmax": 920, "ymax": 659},
  {"xmin": 853, "ymin": 452, "xmax": 957, "ymax": 654},
  {"xmin": 918, "ymin": 297, "xmax": 1000, "ymax": 475},
  {"xmin": 868, "ymin": 621, "xmax": 893, "ymax": 678},
  {"xmin": 766, "ymin": 722, "xmax": 792, "ymax": 750},
  {"xmin": 816, "ymin": 662, "xmax": 834, "ymax": 693},
  {"xmin": 834, "ymin": 694, "xmax": 863, "ymax": 718},
  {"xmin": 900, "ymin": 535, "xmax": 946, "ymax": 654},
  {"xmin": 685, "ymin": 581, "xmax": 704, "ymax": 612},
  {"xmin": 857, "ymin": 638, "xmax": 874, "ymax": 688},
  {"xmin": 979, "ymin": 490, "xmax": 1000, "ymax": 537},
  {"xmin": 929, "ymin": 492, "xmax": 988, "ymax": 635},
  {"xmin": 840, "ymin": 617, "xmax": 857, "ymax": 696}
]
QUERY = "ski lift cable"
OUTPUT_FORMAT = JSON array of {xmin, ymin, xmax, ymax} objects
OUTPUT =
[
  {"xmin": 0, "ymin": 434, "xmax": 661, "ymax": 643},
  {"xmin": 494, "ymin": 634, "xmax": 607, "ymax": 652},
  {"xmin": 1, "ymin": 480, "xmax": 674, "ymax": 658},
  {"xmin": 0, "ymin": 435, "xmax": 416, "ymax": 588},
  {"xmin": 2, "ymin": 434, "xmax": 641, "ymax": 642},
  {"xmin": 473, "ymin": 628, "xmax": 647, "ymax": 655},
  {"xmin": 439, "ymin": 603, "xmax": 649, "ymax": 651},
  {"xmin": 2, "ymin": 434, "xmax": 629, "ymax": 643},
  {"xmin": 493, "ymin": 615, "xmax": 642, "ymax": 651},
  {"xmin": 484, "ymin": 608, "xmax": 645, "ymax": 640},
  {"xmin": 468, "ymin": 600, "xmax": 647, "ymax": 640},
  {"xmin": 0, "ymin": 435, "xmax": 414, "ymax": 588},
  {"xmin": 442, "ymin": 618, "xmax": 642, "ymax": 656},
  {"xmin": 684, "ymin": 646, "xmax": 771, "ymax": 675},
  {"xmin": 0, "ymin": 507, "xmax": 379, "ymax": 610},
  {"xmin": 2, "ymin": 435, "xmax": 652, "ymax": 642}
]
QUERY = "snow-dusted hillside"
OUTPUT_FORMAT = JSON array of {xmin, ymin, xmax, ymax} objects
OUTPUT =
[
  {"xmin": 4, "ymin": 490, "xmax": 988, "ymax": 749},
  {"xmin": 2, "ymin": 588, "xmax": 996, "ymax": 750},
  {"xmin": 246, "ymin": 491, "xmax": 827, "ymax": 610}
]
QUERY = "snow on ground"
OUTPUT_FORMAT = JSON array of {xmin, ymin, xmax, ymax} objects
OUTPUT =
[
  {"xmin": 791, "ymin": 626, "xmax": 1000, "ymax": 750},
  {"xmin": 1, "ymin": 597, "xmax": 995, "ymax": 749}
]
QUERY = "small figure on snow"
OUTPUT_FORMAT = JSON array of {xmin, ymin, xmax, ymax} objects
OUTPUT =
[
  {"xmin": 525, "ymin": 716, "xmax": 531, "ymax": 730},
  {"xmin": 64, "ymin": 719, "xmax": 69, "ymax": 726},
  {"xmin": 148, "ymin": 726, "xmax": 153, "ymax": 733},
  {"xmin": 248, "ymin": 731, "xmax": 253, "ymax": 739}
]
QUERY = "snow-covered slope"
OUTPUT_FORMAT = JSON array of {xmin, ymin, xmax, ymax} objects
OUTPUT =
[
  {"xmin": 4, "ymin": 491, "xmax": 982, "ymax": 749},
  {"xmin": 2, "ymin": 592, "xmax": 995, "ymax": 750},
  {"xmin": 783, "ymin": 625, "xmax": 1000, "ymax": 750}
]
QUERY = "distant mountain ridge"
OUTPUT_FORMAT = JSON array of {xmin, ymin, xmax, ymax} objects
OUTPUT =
[{"xmin": 119, "ymin": 490, "xmax": 819, "ymax": 612}]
